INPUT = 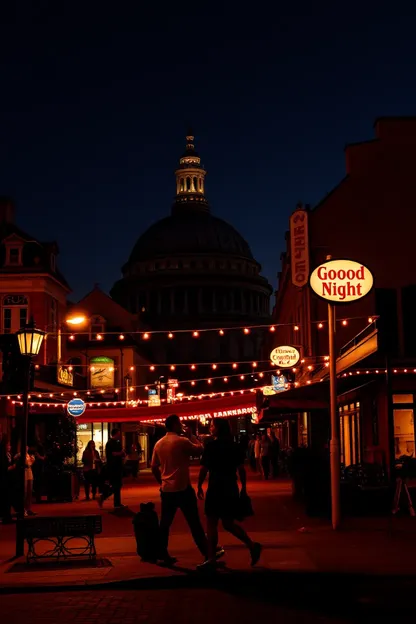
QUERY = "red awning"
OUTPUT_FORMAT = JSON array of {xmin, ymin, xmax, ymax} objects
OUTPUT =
[{"xmin": 76, "ymin": 392, "xmax": 257, "ymax": 424}]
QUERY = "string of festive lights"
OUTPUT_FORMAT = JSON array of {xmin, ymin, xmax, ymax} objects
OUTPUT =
[
  {"xmin": 58, "ymin": 316, "xmax": 377, "ymax": 341},
  {"xmin": 8, "ymin": 385, "xmax": 266, "ymax": 409},
  {"xmin": 6, "ymin": 365, "xmax": 416, "ymax": 408},
  {"xmin": 1, "ymin": 368, "xmax": 278, "ymax": 400},
  {"xmin": 34, "ymin": 355, "xmax": 330, "ymax": 371}
]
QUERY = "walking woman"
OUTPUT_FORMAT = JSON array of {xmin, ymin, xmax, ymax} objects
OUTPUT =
[
  {"xmin": 197, "ymin": 418, "xmax": 262, "ymax": 570},
  {"xmin": 82, "ymin": 440, "xmax": 101, "ymax": 500}
]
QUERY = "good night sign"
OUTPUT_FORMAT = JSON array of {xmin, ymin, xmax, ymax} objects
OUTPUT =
[{"xmin": 309, "ymin": 259, "xmax": 373, "ymax": 303}]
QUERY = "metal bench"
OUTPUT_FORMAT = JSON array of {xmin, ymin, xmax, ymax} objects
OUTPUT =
[{"xmin": 18, "ymin": 515, "xmax": 102, "ymax": 563}]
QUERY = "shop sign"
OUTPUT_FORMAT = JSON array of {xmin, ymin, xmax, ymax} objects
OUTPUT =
[
  {"xmin": 143, "ymin": 406, "xmax": 256, "ymax": 424},
  {"xmin": 148, "ymin": 388, "xmax": 161, "ymax": 407},
  {"xmin": 90, "ymin": 356, "xmax": 115, "ymax": 389},
  {"xmin": 57, "ymin": 366, "xmax": 74, "ymax": 387},
  {"xmin": 290, "ymin": 206, "xmax": 309, "ymax": 288},
  {"xmin": 272, "ymin": 374, "xmax": 287, "ymax": 393},
  {"xmin": 309, "ymin": 259, "xmax": 373, "ymax": 303},
  {"xmin": 67, "ymin": 398, "xmax": 86, "ymax": 417},
  {"xmin": 270, "ymin": 346, "xmax": 300, "ymax": 368}
]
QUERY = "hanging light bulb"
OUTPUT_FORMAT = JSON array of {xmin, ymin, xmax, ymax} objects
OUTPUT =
[{"xmin": 168, "ymin": 332, "xmax": 174, "ymax": 339}]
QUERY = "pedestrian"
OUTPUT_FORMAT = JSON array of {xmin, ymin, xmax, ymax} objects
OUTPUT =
[
  {"xmin": 99, "ymin": 429, "xmax": 126, "ymax": 509},
  {"xmin": 82, "ymin": 440, "xmax": 101, "ymax": 500},
  {"xmin": 248, "ymin": 435, "xmax": 257, "ymax": 472},
  {"xmin": 151, "ymin": 414, "xmax": 224, "ymax": 566},
  {"xmin": 197, "ymin": 418, "xmax": 262, "ymax": 571},
  {"xmin": 270, "ymin": 431, "xmax": 280, "ymax": 478},
  {"xmin": 254, "ymin": 434, "xmax": 262, "ymax": 474},
  {"xmin": 15, "ymin": 446, "xmax": 36, "ymax": 516},
  {"xmin": 260, "ymin": 434, "xmax": 271, "ymax": 480}
]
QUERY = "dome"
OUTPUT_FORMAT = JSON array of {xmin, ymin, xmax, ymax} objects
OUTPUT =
[{"xmin": 128, "ymin": 211, "xmax": 254, "ymax": 262}]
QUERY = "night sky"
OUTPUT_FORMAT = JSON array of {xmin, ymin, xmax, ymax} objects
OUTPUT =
[{"xmin": 1, "ymin": 3, "xmax": 415, "ymax": 301}]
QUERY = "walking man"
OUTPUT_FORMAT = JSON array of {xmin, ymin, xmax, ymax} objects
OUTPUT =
[
  {"xmin": 100, "ymin": 428, "xmax": 125, "ymax": 509},
  {"xmin": 151, "ymin": 414, "xmax": 223, "ymax": 565}
]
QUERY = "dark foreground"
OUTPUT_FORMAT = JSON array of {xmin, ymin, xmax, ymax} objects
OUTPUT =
[{"xmin": 2, "ymin": 571, "xmax": 415, "ymax": 622}]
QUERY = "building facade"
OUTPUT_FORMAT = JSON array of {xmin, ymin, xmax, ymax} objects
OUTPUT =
[
  {"xmin": 270, "ymin": 117, "xmax": 416, "ymax": 482},
  {"xmin": 0, "ymin": 197, "xmax": 71, "ymax": 439}
]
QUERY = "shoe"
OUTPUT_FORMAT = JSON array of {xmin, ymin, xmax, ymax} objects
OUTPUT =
[
  {"xmin": 250, "ymin": 542, "xmax": 262, "ymax": 567},
  {"xmin": 197, "ymin": 559, "xmax": 217, "ymax": 572},
  {"xmin": 98, "ymin": 495, "xmax": 104, "ymax": 509},
  {"xmin": 215, "ymin": 546, "xmax": 225, "ymax": 560},
  {"xmin": 159, "ymin": 555, "xmax": 178, "ymax": 566}
]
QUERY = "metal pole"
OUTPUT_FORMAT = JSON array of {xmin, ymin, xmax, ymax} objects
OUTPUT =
[
  {"xmin": 16, "ymin": 356, "xmax": 31, "ymax": 557},
  {"xmin": 328, "ymin": 302, "xmax": 341, "ymax": 530}
]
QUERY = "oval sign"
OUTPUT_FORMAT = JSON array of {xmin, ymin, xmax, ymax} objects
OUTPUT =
[
  {"xmin": 309, "ymin": 259, "xmax": 373, "ymax": 304},
  {"xmin": 67, "ymin": 398, "xmax": 86, "ymax": 417},
  {"xmin": 270, "ymin": 346, "xmax": 300, "ymax": 368}
]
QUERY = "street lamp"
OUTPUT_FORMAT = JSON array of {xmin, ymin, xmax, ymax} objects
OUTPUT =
[{"xmin": 15, "ymin": 322, "xmax": 45, "ymax": 557}]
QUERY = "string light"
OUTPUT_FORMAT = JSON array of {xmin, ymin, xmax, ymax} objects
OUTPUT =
[{"xmin": 168, "ymin": 333, "xmax": 174, "ymax": 339}]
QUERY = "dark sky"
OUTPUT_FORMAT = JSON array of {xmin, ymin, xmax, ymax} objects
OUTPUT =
[{"xmin": 1, "ymin": 2, "xmax": 415, "ymax": 301}]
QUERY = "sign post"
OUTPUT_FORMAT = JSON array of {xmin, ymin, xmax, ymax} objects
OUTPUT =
[{"xmin": 309, "ymin": 257, "xmax": 374, "ymax": 530}]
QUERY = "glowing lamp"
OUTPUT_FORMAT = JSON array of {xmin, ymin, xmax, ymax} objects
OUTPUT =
[{"xmin": 16, "ymin": 325, "xmax": 45, "ymax": 357}]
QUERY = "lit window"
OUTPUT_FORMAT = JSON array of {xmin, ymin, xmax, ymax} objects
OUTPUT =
[{"xmin": 393, "ymin": 394, "xmax": 414, "ymax": 404}]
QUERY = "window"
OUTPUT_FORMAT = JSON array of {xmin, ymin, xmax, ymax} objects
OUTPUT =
[
  {"xmin": 50, "ymin": 298, "xmax": 58, "ymax": 329},
  {"xmin": 339, "ymin": 402, "xmax": 361, "ymax": 467},
  {"xmin": 6, "ymin": 247, "xmax": 22, "ymax": 266},
  {"xmin": 2, "ymin": 295, "xmax": 28, "ymax": 333},
  {"xmin": 375, "ymin": 288, "xmax": 398, "ymax": 355},
  {"xmin": 89, "ymin": 315, "xmax": 106, "ymax": 339},
  {"xmin": 393, "ymin": 394, "xmax": 414, "ymax": 459}
]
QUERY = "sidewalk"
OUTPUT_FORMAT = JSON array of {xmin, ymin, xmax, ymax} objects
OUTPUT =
[{"xmin": 1, "ymin": 472, "xmax": 416, "ymax": 592}]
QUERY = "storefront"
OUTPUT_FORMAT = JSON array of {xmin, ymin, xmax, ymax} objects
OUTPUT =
[{"xmin": 76, "ymin": 421, "xmax": 150, "ymax": 467}]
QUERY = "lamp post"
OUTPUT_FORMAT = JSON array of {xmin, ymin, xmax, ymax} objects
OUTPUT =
[{"xmin": 15, "ymin": 322, "xmax": 45, "ymax": 557}]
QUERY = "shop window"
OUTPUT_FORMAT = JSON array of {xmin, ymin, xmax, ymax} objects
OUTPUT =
[
  {"xmin": 393, "ymin": 394, "xmax": 414, "ymax": 404},
  {"xmin": 339, "ymin": 402, "xmax": 361, "ymax": 467},
  {"xmin": 394, "ymin": 408, "xmax": 415, "ymax": 459}
]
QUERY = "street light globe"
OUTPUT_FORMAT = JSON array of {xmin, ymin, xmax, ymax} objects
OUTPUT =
[
  {"xmin": 66, "ymin": 314, "xmax": 87, "ymax": 326},
  {"xmin": 16, "ymin": 325, "xmax": 46, "ymax": 357}
]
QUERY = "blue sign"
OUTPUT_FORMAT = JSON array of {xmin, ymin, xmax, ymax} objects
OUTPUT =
[
  {"xmin": 272, "ymin": 375, "xmax": 287, "ymax": 394},
  {"xmin": 67, "ymin": 398, "xmax": 86, "ymax": 417}
]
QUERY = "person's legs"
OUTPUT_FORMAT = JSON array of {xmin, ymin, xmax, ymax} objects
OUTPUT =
[
  {"xmin": 111, "ymin": 476, "xmax": 122, "ymax": 507},
  {"xmin": 206, "ymin": 515, "xmax": 219, "ymax": 562},
  {"xmin": 25, "ymin": 480, "xmax": 33, "ymax": 512},
  {"xmin": 159, "ymin": 492, "xmax": 178, "ymax": 559},
  {"xmin": 179, "ymin": 487, "xmax": 207, "ymax": 557},
  {"xmin": 222, "ymin": 518, "xmax": 262, "ymax": 566},
  {"xmin": 261, "ymin": 457, "xmax": 270, "ymax": 480},
  {"xmin": 91, "ymin": 471, "xmax": 98, "ymax": 499},
  {"xmin": 84, "ymin": 472, "xmax": 91, "ymax": 499}
]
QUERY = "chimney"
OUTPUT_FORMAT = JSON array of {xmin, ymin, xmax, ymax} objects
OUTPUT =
[{"xmin": 0, "ymin": 197, "xmax": 15, "ymax": 224}]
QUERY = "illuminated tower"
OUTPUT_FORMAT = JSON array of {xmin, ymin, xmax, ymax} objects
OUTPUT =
[{"xmin": 173, "ymin": 131, "xmax": 208, "ymax": 213}]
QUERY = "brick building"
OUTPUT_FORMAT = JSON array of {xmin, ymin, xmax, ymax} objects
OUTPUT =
[{"xmin": 268, "ymin": 118, "xmax": 416, "ymax": 481}]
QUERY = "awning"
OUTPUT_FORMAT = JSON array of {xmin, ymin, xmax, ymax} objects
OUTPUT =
[
  {"xmin": 261, "ymin": 376, "xmax": 379, "ymax": 419},
  {"xmin": 76, "ymin": 392, "xmax": 257, "ymax": 424}
]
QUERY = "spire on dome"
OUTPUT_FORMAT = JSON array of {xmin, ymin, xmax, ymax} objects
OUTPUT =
[{"xmin": 173, "ymin": 130, "xmax": 209, "ymax": 214}]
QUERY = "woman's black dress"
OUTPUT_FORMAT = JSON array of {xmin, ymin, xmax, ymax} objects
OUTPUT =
[{"xmin": 201, "ymin": 439, "xmax": 244, "ymax": 519}]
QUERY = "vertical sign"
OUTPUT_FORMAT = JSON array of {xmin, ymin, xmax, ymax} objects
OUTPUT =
[{"xmin": 290, "ymin": 205, "xmax": 309, "ymax": 288}]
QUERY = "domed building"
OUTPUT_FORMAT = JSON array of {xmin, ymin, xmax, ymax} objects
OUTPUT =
[{"xmin": 111, "ymin": 133, "xmax": 272, "ymax": 365}]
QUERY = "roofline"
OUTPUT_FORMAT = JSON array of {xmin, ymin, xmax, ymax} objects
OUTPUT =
[
  {"xmin": 374, "ymin": 116, "xmax": 416, "ymax": 125},
  {"xmin": 311, "ymin": 175, "xmax": 349, "ymax": 213},
  {"xmin": 343, "ymin": 138, "xmax": 377, "ymax": 150}
]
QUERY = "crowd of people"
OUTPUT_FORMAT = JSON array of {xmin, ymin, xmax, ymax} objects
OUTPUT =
[{"xmin": 247, "ymin": 432, "xmax": 280, "ymax": 479}]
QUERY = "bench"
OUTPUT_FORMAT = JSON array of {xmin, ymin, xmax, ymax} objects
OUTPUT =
[{"xmin": 18, "ymin": 515, "xmax": 102, "ymax": 563}]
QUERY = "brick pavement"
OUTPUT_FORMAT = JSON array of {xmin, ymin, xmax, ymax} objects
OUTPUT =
[{"xmin": 2, "ymin": 469, "xmax": 416, "ymax": 591}]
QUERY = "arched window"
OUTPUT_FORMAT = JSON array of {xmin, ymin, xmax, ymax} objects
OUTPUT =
[
  {"xmin": 186, "ymin": 177, "xmax": 191, "ymax": 191},
  {"xmin": 180, "ymin": 178, "xmax": 184, "ymax": 192},
  {"xmin": 2, "ymin": 294, "xmax": 28, "ymax": 334},
  {"xmin": 193, "ymin": 177, "xmax": 198, "ymax": 192}
]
